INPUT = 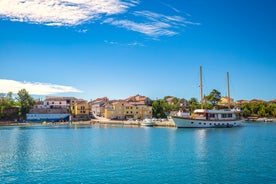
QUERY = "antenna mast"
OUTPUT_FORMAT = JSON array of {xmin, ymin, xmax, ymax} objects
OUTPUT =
[
  {"xmin": 227, "ymin": 72, "xmax": 231, "ymax": 109},
  {"xmin": 200, "ymin": 66, "xmax": 203, "ymax": 109}
]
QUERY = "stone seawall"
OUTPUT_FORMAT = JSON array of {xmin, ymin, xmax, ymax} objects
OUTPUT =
[
  {"xmin": 0, "ymin": 119, "xmax": 176, "ymax": 127},
  {"xmin": 90, "ymin": 119, "xmax": 176, "ymax": 127}
]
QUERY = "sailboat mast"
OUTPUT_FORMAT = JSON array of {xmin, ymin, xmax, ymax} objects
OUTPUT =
[
  {"xmin": 200, "ymin": 66, "xmax": 203, "ymax": 109},
  {"xmin": 227, "ymin": 72, "xmax": 231, "ymax": 109}
]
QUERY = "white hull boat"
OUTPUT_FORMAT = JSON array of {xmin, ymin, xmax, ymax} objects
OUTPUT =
[
  {"xmin": 173, "ymin": 109, "xmax": 242, "ymax": 128},
  {"xmin": 172, "ymin": 66, "xmax": 243, "ymax": 128},
  {"xmin": 141, "ymin": 119, "xmax": 154, "ymax": 127}
]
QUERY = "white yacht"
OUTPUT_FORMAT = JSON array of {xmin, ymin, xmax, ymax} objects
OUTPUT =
[
  {"xmin": 173, "ymin": 109, "xmax": 242, "ymax": 128},
  {"xmin": 172, "ymin": 66, "xmax": 242, "ymax": 128}
]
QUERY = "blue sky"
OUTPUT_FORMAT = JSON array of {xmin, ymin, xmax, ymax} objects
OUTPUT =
[{"xmin": 0, "ymin": 0, "xmax": 275, "ymax": 101}]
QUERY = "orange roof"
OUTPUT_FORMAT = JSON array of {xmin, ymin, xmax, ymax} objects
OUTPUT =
[
  {"xmin": 250, "ymin": 99, "xmax": 265, "ymax": 103},
  {"xmin": 45, "ymin": 96, "xmax": 77, "ymax": 101},
  {"xmin": 268, "ymin": 99, "xmax": 276, "ymax": 103}
]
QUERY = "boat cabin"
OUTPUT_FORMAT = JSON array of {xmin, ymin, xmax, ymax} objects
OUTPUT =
[{"xmin": 193, "ymin": 109, "xmax": 238, "ymax": 121}]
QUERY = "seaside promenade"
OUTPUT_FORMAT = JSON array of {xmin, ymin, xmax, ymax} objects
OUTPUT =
[{"xmin": 0, "ymin": 119, "xmax": 176, "ymax": 127}]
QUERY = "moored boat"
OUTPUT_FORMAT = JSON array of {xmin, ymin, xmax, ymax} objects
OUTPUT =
[
  {"xmin": 140, "ymin": 118, "xmax": 154, "ymax": 127},
  {"xmin": 172, "ymin": 66, "xmax": 242, "ymax": 128},
  {"xmin": 173, "ymin": 109, "xmax": 242, "ymax": 128}
]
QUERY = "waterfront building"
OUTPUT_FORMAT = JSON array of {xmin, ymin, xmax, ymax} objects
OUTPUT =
[
  {"xmin": 235, "ymin": 100, "xmax": 249, "ymax": 105},
  {"xmin": 104, "ymin": 101, "xmax": 125, "ymax": 120},
  {"xmin": 27, "ymin": 108, "xmax": 70, "ymax": 122},
  {"xmin": 90, "ymin": 97, "xmax": 109, "ymax": 117},
  {"xmin": 27, "ymin": 97, "xmax": 77, "ymax": 122},
  {"xmin": 218, "ymin": 96, "xmax": 234, "ymax": 107},
  {"xmin": 124, "ymin": 102, "xmax": 152, "ymax": 120},
  {"xmin": 44, "ymin": 96, "xmax": 77, "ymax": 109},
  {"xmin": 250, "ymin": 99, "xmax": 266, "ymax": 103},
  {"xmin": 268, "ymin": 99, "xmax": 276, "ymax": 104},
  {"xmin": 103, "ymin": 95, "xmax": 153, "ymax": 120},
  {"xmin": 125, "ymin": 94, "xmax": 152, "ymax": 106},
  {"xmin": 70, "ymin": 100, "xmax": 91, "ymax": 120}
]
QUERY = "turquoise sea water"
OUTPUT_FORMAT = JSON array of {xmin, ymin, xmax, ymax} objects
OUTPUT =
[{"xmin": 0, "ymin": 122, "xmax": 276, "ymax": 183}]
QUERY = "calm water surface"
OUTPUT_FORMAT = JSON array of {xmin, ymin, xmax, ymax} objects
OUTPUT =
[{"xmin": 0, "ymin": 122, "xmax": 276, "ymax": 183}]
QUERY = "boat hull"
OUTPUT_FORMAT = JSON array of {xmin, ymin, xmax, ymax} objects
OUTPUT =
[
  {"xmin": 172, "ymin": 117, "xmax": 242, "ymax": 128},
  {"xmin": 140, "ymin": 122, "xmax": 154, "ymax": 127}
]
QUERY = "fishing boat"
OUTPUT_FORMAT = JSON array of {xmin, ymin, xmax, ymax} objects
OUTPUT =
[{"xmin": 172, "ymin": 66, "xmax": 242, "ymax": 128}]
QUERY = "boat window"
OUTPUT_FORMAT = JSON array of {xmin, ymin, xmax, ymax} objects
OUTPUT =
[
  {"xmin": 209, "ymin": 123, "xmax": 211, "ymax": 125},
  {"xmin": 204, "ymin": 123, "xmax": 206, "ymax": 125},
  {"xmin": 191, "ymin": 122, "xmax": 194, "ymax": 124},
  {"xmin": 222, "ymin": 123, "xmax": 224, "ymax": 125},
  {"xmin": 209, "ymin": 114, "xmax": 215, "ymax": 118},
  {"xmin": 222, "ymin": 114, "xmax": 227, "ymax": 118},
  {"xmin": 228, "ymin": 114, "xmax": 233, "ymax": 118},
  {"xmin": 234, "ymin": 123, "xmax": 236, "ymax": 124},
  {"xmin": 199, "ymin": 122, "xmax": 201, "ymax": 125}
]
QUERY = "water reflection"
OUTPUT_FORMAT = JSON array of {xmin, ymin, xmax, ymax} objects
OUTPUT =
[{"xmin": 194, "ymin": 129, "xmax": 207, "ymax": 160}]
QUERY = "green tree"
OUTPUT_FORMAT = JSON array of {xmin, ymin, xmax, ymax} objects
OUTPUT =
[
  {"xmin": 188, "ymin": 97, "xmax": 199, "ymax": 112},
  {"xmin": 0, "ymin": 92, "xmax": 16, "ymax": 120},
  {"xmin": 152, "ymin": 96, "xmax": 184, "ymax": 118},
  {"xmin": 205, "ymin": 89, "xmax": 221, "ymax": 108},
  {"xmin": 242, "ymin": 107, "xmax": 251, "ymax": 117},
  {"xmin": 266, "ymin": 104, "xmax": 276, "ymax": 117},
  {"xmin": 241, "ymin": 102, "xmax": 276, "ymax": 118},
  {"xmin": 152, "ymin": 100, "xmax": 166, "ymax": 118},
  {"xmin": 16, "ymin": 89, "xmax": 35, "ymax": 119},
  {"xmin": 271, "ymin": 104, "xmax": 276, "ymax": 117}
]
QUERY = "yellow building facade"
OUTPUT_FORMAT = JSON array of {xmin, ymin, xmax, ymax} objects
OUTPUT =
[
  {"xmin": 104, "ymin": 102, "xmax": 152, "ymax": 120},
  {"xmin": 70, "ymin": 101, "xmax": 90, "ymax": 120},
  {"xmin": 218, "ymin": 97, "xmax": 234, "ymax": 107}
]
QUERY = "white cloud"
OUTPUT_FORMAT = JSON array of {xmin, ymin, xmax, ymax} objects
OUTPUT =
[
  {"xmin": 104, "ymin": 18, "xmax": 177, "ymax": 37},
  {"xmin": 0, "ymin": 0, "xmax": 199, "ymax": 37},
  {"xmin": 104, "ymin": 40, "xmax": 144, "ymax": 46},
  {"xmin": 0, "ymin": 0, "xmax": 136, "ymax": 26},
  {"xmin": 103, "ymin": 10, "xmax": 200, "ymax": 37},
  {"xmin": 0, "ymin": 79, "xmax": 81, "ymax": 95},
  {"xmin": 127, "ymin": 41, "xmax": 144, "ymax": 47}
]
